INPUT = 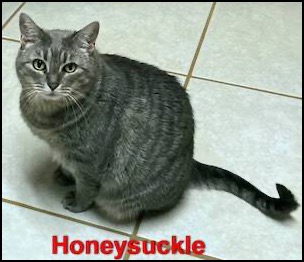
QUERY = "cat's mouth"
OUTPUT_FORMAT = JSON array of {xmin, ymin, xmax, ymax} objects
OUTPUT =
[
  {"xmin": 40, "ymin": 91, "xmax": 63, "ymax": 101},
  {"xmin": 46, "ymin": 92, "xmax": 56, "ymax": 97}
]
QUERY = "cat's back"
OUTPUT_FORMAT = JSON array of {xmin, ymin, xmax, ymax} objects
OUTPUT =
[
  {"xmin": 100, "ymin": 54, "xmax": 185, "ymax": 95},
  {"xmin": 101, "ymin": 54, "xmax": 166, "ymax": 76}
]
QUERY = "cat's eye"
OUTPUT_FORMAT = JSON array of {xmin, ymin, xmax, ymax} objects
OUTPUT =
[
  {"xmin": 63, "ymin": 63, "xmax": 77, "ymax": 73},
  {"xmin": 32, "ymin": 59, "xmax": 46, "ymax": 71}
]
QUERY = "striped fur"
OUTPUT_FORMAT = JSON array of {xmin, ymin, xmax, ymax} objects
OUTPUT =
[{"xmin": 16, "ymin": 13, "xmax": 299, "ymax": 222}]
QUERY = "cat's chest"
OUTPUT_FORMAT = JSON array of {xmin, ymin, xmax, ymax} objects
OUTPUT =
[
  {"xmin": 30, "ymin": 126, "xmax": 58, "ymax": 144},
  {"xmin": 52, "ymin": 150, "xmax": 76, "ymax": 175},
  {"xmin": 30, "ymin": 127, "xmax": 75, "ymax": 174}
]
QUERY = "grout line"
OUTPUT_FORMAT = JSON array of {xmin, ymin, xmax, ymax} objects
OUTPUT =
[
  {"xmin": 167, "ymin": 70, "xmax": 302, "ymax": 101},
  {"xmin": 189, "ymin": 251, "xmax": 222, "ymax": 260},
  {"xmin": 191, "ymin": 75, "xmax": 302, "ymax": 100},
  {"xmin": 2, "ymin": 198, "xmax": 132, "ymax": 238},
  {"xmin": 122, "ymin": 212, "xmax": 144, "ymax": 260},
  {"xmin": 2, "ymin": 2, "xmax": 26, "ymax": 30},
  {"xmin": 166, "ymin": 71, "xmax": 188, "ymax": 77},
  {"xmin": 183, "ymin": 2, "xmax": 216, "ymax": 89},
  {"xmin": 132, "ymin": 212, "xmax": 144, "ymax": 237},
  {"xmin": 2, "ymin": 36, "xmax": 20, "ymax": 43}
]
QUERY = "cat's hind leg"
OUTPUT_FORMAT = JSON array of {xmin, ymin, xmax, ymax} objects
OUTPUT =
[{"xmin": 96, "ymin": 200, "xmax": 141, "ymax": 222}]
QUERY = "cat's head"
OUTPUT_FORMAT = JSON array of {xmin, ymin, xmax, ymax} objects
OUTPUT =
[{"xmin": 16, "ymin": 13, "xmax": 100, "ymax": 112}]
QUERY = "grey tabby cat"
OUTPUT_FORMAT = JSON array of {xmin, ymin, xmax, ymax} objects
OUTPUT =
[{"xmin": 16, "ymin": 13, "xmax": 298, "ymax": 222}]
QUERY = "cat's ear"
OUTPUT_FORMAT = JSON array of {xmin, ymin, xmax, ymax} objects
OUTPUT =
[
  {"xmin": 19, "ymin": 13, "xmax": 43, "ymax": 48},
  {"xmin": 73, "ymin": 21, "xmax": 99, "ymax": 53}
]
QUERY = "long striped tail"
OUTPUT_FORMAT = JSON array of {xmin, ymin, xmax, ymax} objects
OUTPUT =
[{"xmin": 192, "ymin": 160, "xmax": 299, "ymax": 218}]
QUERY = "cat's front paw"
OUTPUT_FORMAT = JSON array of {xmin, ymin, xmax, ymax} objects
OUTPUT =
[{"xmin": 61, "ymin": 191, "xmax": 93, "ymax": 213}]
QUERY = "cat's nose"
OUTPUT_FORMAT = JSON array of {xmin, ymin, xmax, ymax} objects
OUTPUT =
[{"xmin": 47, "ymin": 82, "xmax": 59, "ymax": 91}]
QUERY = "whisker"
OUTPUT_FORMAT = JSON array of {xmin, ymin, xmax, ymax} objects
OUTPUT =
[
  {"xmin": 68, "ymin": 92, "xmax": 90, "ymax": 128},
  {"xmin": 66, "ymin": 95, "xmax": 81, "ymax": 139},
  {"xmin": 22, "ymin": 84, "xmax": 44, "ymax": 88},
  {"xmin": 70, "ymin": 89, "xmax": 86, "ymax": 99},
  {"xmin": 20, "ymin": 92, "xmax": 36, "ymax": 110},
  {"xmin": 20, "ymin": 90, "xmax": 36, "ymax": 102},
  {"xmin": 61, "ymin": 87, "xmax": 86, "ymax": 100}
]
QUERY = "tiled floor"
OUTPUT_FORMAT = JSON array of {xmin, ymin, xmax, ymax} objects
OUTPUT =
[{"xmin": 2, "ymin": 2, "xmax": 302, "ymax": 260}]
